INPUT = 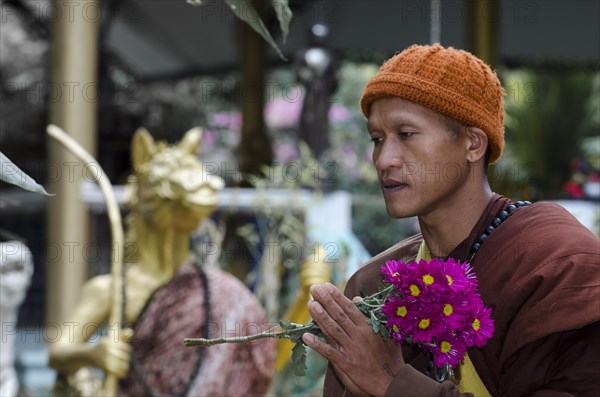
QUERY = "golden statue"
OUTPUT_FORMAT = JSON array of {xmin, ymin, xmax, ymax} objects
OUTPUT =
[
  {"xmin": 49, "ymin": 128, "xmax": 275, "ymax": 396},
  {"xmin": 275, "ymin": 246, "xmax": 331, "ymax": 371}
]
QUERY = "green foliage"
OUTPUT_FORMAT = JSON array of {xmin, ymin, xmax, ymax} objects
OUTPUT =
[
  {"xmin": 497, "ymin": 68, "xmax": 599, "ymax": 199},
  {"xmin": 187, "ymin": 0, "xmax": 292, "ymax": 60},
  {"xmin": 0, "ymin": 152, "xmax": 51, "ymax": 196},
  {"xmin": 367, "ymin": 310, "xmax": 389, "ymax": 340},
  {"xmin": 270, "ymin": 0, "xmax": 292, "ymax": 42},
  {"xmin": 279, "ymin": 320, "xmax": 315, "ymax": 342},
  {"xmin": 237, "ymin": 141, "xmax": 319, "ymax": 316},
  {"xmin": 291, "ymin": 342, "xmax": 308, "ymax": 376},
  {"xmin": 354, "ymin": 284, "xmax": 394, "ymax": 341},
  {"xmin": 325, "ymin": 62, "xmax": 380, "ymax": 193},
  {"xmin": 278, "ymin": 320, "xmax": 323, "ymax": 376}
]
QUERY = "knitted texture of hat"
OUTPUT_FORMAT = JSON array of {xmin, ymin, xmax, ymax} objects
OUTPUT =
[{"xmin": 360, "ymin": 44, "xmax": 505, "ymax": 163}]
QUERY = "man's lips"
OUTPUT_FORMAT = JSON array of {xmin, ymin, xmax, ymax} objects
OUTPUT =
[{"xmin": 380, "ymin": 179, "xmax": 408, "ymax": 193}]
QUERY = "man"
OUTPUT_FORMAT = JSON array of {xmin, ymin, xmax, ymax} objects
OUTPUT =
[{"xmin": 302, "ymin": 44, "xmax": 600, "ymax": 396}]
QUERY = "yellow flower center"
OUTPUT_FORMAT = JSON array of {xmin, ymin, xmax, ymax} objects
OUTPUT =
[
  {"xmin": 446, "ymin": 274, "xmax": 453, "ymax": 285},
  {"xmin": 410, "ymin": 285, "xmax": 420, "ymax": 296},
  {"xmin": 392, "ymin": 324, "xmax": 399, "ymax": 333},
  {"xmin": 472, "ymin": 318, "xmax": 481, "ymax": 331},
  {"xmin": 392, "ymin": 272, "xmax": 399, "ymax": 277},
  {"xmin": 422, "ymin": 274, "xmax": 434, "ymax": 285},
  {"xmin": 440, "ymin": 341, "xmax": 451, "ymax": 353},
  {"xmin": 396, "ymin": 306, "xmax": 407, "ymax": 317},
  {"xmin": 443, "ymin": 304, "xmax": 453, "ymax": 316},
  {"xmin": 418, "ymin": 319, "xmax": 430, "ymax": 329}
]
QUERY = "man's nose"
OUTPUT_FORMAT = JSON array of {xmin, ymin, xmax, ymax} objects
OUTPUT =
[{"xmin": 374, "ymin": 140, "xmax": 402, "ymax": 171}]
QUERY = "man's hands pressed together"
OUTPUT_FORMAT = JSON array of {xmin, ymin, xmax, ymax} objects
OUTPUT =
[{"xmin": 303, "ymin": 283, "xmax": 406, "ymax": 397}]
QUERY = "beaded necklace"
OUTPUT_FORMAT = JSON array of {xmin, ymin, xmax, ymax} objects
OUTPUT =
[
  {"xmin": 469, "ymin": 200, "xmax": 532, "ymax": 261},
  {"xmin": 429, "ymin": 200, "xmax": 532, "ymax": 384}
]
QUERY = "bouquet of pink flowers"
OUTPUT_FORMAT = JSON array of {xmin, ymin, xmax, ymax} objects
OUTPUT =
[
  {"xmin": 363, "ymin": 258, "xmax": 495, "ymax": 367},
  {"xmin": 185, "ymin": 258, "xmax": 494, "ymax": 374}
]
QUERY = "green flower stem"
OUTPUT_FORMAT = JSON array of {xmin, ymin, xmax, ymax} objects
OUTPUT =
[
  {"xmin": 184, "ymin": 322, "xmax": 317, "ymax": 347},
  {"xmin": 184, "ymin": 284, "xmax": 398, "ymax": 376},
  {"xmin": 355, "ymin": 284, "xmax": 395, "ymax": 309},
  {"xmin": 356, "ymin": 300, "xmax": 384, "ymax": 309},
  {"xmin": 185, "ymin": 284, "xmax": 394, "ymax": 348}
]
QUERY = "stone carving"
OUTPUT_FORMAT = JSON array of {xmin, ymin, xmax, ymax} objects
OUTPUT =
[{"xmin": 0, "ymin": 241, "xmax": 33, "ymax": 397}]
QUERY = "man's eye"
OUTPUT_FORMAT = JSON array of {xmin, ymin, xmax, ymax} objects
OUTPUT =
[
  {"xmin": 399, "ymin": 132, "xmax": 415, "ymax": 138},
  {"xmin": 370, "ymin": 136, "xmax": 382, "ymax": 144}
]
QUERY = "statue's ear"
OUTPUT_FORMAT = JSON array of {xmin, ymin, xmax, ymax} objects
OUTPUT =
[
  {"xmin": 131, "ymin": 127, "xmax": 156, "ymax": 170},
  {"xmin": 178, "ymin": 127, "xmax": 203, "ymax": 155}
]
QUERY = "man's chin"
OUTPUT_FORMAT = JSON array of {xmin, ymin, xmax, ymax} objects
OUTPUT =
[{"xmin": 385, "ymin": 205, "xmax": 415, "ymax": 219}]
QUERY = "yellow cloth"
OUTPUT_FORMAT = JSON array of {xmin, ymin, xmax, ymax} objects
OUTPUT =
[
  {"xmin": 458, "ymin": 355, "xmax": 490, "ymax": 396},
  {"xmin": 416, "ymin": 241, "xmax": 491, "ymax": 397}
]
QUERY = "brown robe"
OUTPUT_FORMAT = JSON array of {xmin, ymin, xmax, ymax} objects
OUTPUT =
[{"xmin": 323, "ymin": 194, "xmax": 600, "ymax": 397}]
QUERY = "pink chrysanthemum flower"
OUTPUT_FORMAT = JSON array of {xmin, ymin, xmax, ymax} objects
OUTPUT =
[
  {"xmin": 381, "ymin": 260, "xmax": 404, "ymax": 286},
  {"xmin": 410, "ymin": 306, "xmax": 445, "ymax": 344},
  {"xmin": 464, "ymin": 300, "xmax": 495, "ymax": 348},
  {"xmin": 387, "ymin": 320, "xmax": 411, "ymax": 345},
  {"xmin": 397, "ymin": 264, "xmax": 430, "ymax": 303},
  {"xmin": 412, "ymin": 259, "xmax": 449, "ymax": 296},
  {"xmin": 439, "ymin": 298, "xmax": 467, "ymax": 332},
  {"xmin": 383, "ymin": 295, "xmax": 417, "ymax": 338},
  {"xmin": 430, "ymin": 331, "xmax": 467, "ymax": 367},
  {"xmin": 442, "ymin": 258, "xmax": 478, "ymax": 294}
]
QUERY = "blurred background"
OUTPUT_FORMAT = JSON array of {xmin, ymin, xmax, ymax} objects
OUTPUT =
[{"xmin": 0, "ymin": 0, "xmax": 598, "ymax": 396}]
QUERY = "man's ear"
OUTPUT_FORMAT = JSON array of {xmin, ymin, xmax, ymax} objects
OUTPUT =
[{"xmin": 465, "ymin": 127, "xmax": 488, "ymax": 163}]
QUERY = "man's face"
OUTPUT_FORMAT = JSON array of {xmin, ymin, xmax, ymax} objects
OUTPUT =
[{"xmin": 367, "ymin": 97, "xmax": 472, "ymax": 219}]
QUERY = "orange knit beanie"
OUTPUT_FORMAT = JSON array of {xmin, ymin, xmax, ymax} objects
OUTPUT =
[{"xmin": 360, "ymin": 44, "xmax": 506, "ymax": 163}]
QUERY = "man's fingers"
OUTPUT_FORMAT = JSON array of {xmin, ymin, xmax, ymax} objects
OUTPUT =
[
  {"xmin": 305, "ymin": 300, "xmax": 342, "ymax": 350},
  {"xmin": 302, "ymin": 333, "xmax": 343, "ymax": 363},
  {"xmin": 307, "ymin": 300, "xmax": 351, "ymax": 345},
  {"xmin": 309, "ymin": 284, "xmax": 353, "ymax": 328},
  {"xmin": 324, "ymin": 283, "xmax": 369, "ymax": 325},
  {"xmin": 310, "ymin": 283, "xmax": 367, "ymax": 326},
  {"xmin": 304, "ymin": 333, "xmax": 371, "ymax": 397}
]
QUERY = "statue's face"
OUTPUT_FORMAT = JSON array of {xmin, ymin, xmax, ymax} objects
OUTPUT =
[
  {"xmin": 135, "ymin": 145, "xmax": 224, "ymax": 232},
  {"xmin": 0, "ymin": 242, "xmax": 33, "ymax": 309}
]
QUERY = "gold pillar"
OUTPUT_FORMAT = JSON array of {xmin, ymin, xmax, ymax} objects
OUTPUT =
[
  {"xmin": 467, "ymin": 0, "xmax": 500, "ymax": 68},
  {"xmin": 46, "ymin": 0, "xmax": 99, "ymax": 324}
]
